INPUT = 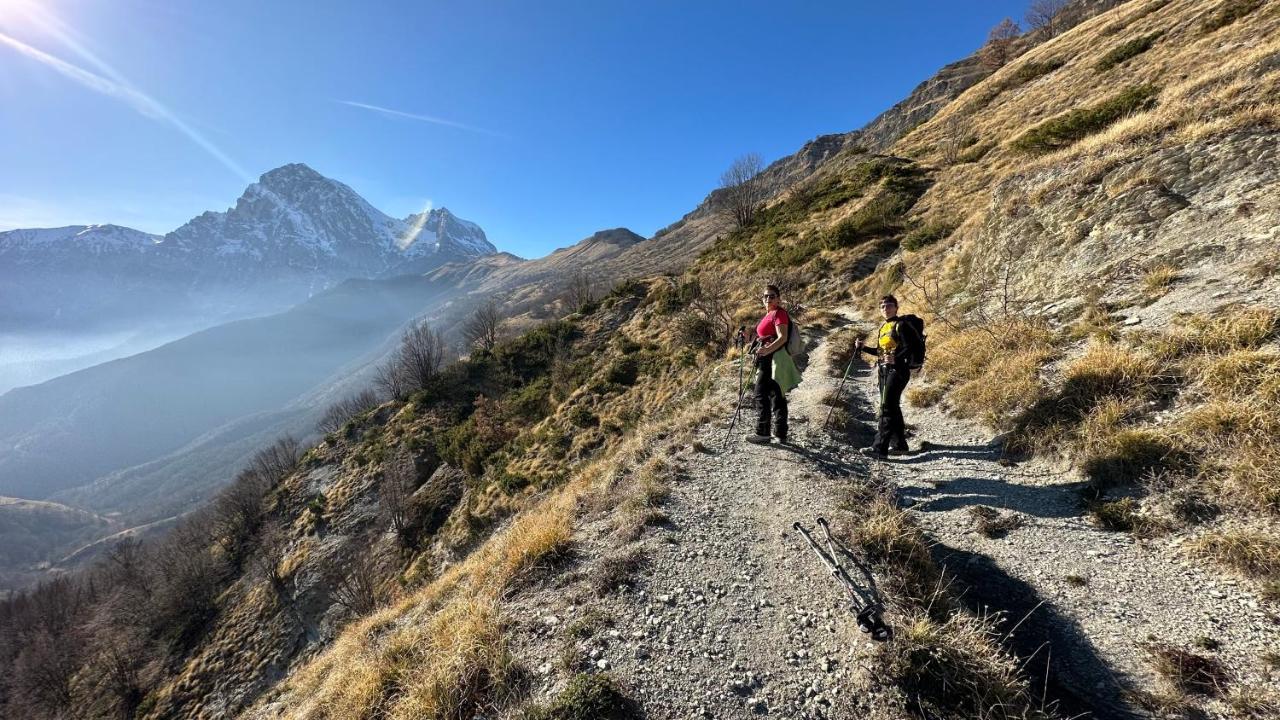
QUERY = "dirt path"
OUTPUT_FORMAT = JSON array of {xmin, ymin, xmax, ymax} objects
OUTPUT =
[{"xmin": 508, "ymin": 309, "xmax": 1278, "ymax": 719}]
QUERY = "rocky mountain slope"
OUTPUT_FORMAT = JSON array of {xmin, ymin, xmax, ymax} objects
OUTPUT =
[
  {"xmin": 0, "ymin": 164, "xmax": 493, "ymax": 393},
  {"xmin": 0, "ymin": 164, "xmax": 494, "ymax": 335}
]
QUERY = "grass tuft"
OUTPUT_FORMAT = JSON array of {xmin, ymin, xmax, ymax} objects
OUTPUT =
[
  {"xmin": 879, "ymin": 610, "xmax": 1053, "ymax": 720},
  {"xmin": 968, "ymin": 506, "xmax": 1024, "ymax": 538},
  {"xmin": 1142, "ymin": 642, "xmax": 1230, "ymax": 697},
  {"xmin": 523, "ymin": 673, "xmax": 641, "ymax": 720},
  {"xmin": 1191, "ymin": 530, "xmax": 1280, "ymax": 582},
  {"xmin": 906, "ymin": 384, "xmax": 945, "ymax": 408},
  {"xmin": 1142, "ymin": 265, "xmax": 1178, "ymax": 298},
  {"xmin": 590, "ymin": 549, "xmax": 647, "ymax": 597},
  {"xmin": 1087, "ymin": 497, "xmax": 1169, "ymax": 536}
]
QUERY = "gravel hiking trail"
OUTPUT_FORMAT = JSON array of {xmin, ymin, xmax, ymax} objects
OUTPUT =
[{"xmin": 509, "ymin": 308, "xmax": 1278, "ymax": 719}]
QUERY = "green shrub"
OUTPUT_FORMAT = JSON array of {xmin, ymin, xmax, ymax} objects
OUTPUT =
[
  {"xmin": 606, "ymin": 278, "xmax": 647, "ymax": 301},
  {"xmin": 825, "ymin": 190, "xmax": 921, "ymax": 249},
  {"xmin": 1202, "ymin": 0, "xmax": 1264, "ymax": 33},
  {"xmin": 567, "ymin": 404, "xmax": 598, "ymax": 428},
  {"xmin": 523, "ymin": 673, "xmax": 641, "ymax": 720},
  {"xmin": 603, "ymin": 357, "xmax": 640, "ymax": 387},
  {"xmin": 1012, "ymin": 84, "xmax": 1161, "ymax": 154},
  {"xmin": 793, "ymin": 173, "xmax": 866, "ymax": 213},
  {"xmin": 495, "ymin": 320, "xmax": 579, "ymax": 382},
  {"xmin": 903, "ymin": 222, "xmax": 957, "ymax": 251},
  {"xmin": 1008, "ymin": 58, "xmax": 1065, "ymax": 86},
  {"xmin": 1095, "ymin": 33, "xmax": 1162, "ymax": 71},
  {"xmin": 507, "ymin": 377, "xmax": 552, "ymax": 420}
]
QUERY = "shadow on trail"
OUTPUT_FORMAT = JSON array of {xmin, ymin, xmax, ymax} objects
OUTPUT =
[
  {"xmin": 935, "ymin": 543, "xmax": 1142, "ymax": 720},
  {"xmin": 893, "ymin": 441, "xmax": 1005, "ymax": 464},
  {"xmin": 771, "ymin": 439, "xmax": 861, "ymax": 479},
  {"xmin": 901, "ymin": 476, "xmax": 1090, "ymax": 520}
]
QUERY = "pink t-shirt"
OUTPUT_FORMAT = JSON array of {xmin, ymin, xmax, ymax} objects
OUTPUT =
[{"xmin": 757, "ymin": 307, "xmax": 790, "ymax": 341}]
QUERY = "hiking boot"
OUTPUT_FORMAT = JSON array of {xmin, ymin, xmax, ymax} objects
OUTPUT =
[
  {"xmin": 859, "ymin": 447, "xmax": 889, "ymax": 461},
  {"xmin": 745, "ymin": 433, "xmax": 772, "ymax": 444},
  {"xmin": 890, "ymin": 443, "xmax": 911, "ymax": 455},
  {"xmin": 774, "ymin": 434, "xmax": 788, "ymax": 445}
]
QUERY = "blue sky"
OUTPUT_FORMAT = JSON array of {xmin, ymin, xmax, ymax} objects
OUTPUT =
[{"xmin": 0, "ymin": 0, "xmax": 1030, "ymax": 258}]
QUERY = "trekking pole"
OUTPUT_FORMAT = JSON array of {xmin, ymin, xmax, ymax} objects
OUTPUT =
[
  {"xmin": 723, "ymin": 327, "xmax": 749, "ymax": 449},
  {"xmin": 822, "ymin": 340, "xmax": 860, "ymax": 433},
  {"xmin": 793, "ymin": 519, "xmax": 892, "ymax": 642},
  {"xmin": 816, "ymin": 517, "xmax": 878, "ymax": 608}
]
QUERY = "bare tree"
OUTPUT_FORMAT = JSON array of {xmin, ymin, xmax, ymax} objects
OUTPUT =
[
  {"xmin": 316, "ymin": 389, "xmax": 381, "ymax": 434},
  {"xmin": 1026, "ymin": 0, "xmax": 1070, "ymax": 38},
  {"xmin": 10, "ymin": 627, "xmax": 78, "ymax": 714},
  {"xmin": 980, "ymin": 18, "xmax": 1022, "ymax": 70},
  {"xmin": 563, "ymin": 270, "xmax": 595, "ymax": 313},
  {"xmin": 81, "ymin": 605, "xmax": 152, "ymax": 720},
  {"xmin": 324, "ymin": 545, "xmax": 390, "ymax": 618},
  {"xmin": 102, "ymin": 538, "xmax": 152, "ymax": 599},
  {"xmin": 687, "ymin": 272, "xmax": 737, "ymax": 348},
  {"xmin": 251, "ymin": 519, "xmax": 291, "ymax": 596},
  {"xmin": 463, "ymin": 298, "xmax": 502, "ymax": 353},
  {"xmin": 717, "ymin": 153, "xmax": 767, "ymax": 229},
  {"xmin": 208, "ymin": 469, "xmax": 270, "ymax": 568},
  {"xmin": 379, "ymin": 449, "xmax": 420, "ymax": 548},
  {"xmin": 939, "ymin": 115, "xmax": 965, "ymax": 165},
  {"xmin": 374, "ymin": 360, "xmax": 409, "ymax": 401},
  {"xmin": 247, "ymin": 435, "xmax": 301, "ymax": 487},
  {"xmin": 376, "ymin": 321, "xmax": 447, "ymax": 399}
]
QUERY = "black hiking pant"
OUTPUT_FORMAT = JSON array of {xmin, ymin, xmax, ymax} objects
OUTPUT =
[
  {"xmin": 755, "ymin": 353, "xmax": 788, "ymax": 439},
  {"xmin": 873, "ymin": 364, "xmax": 910, "ymax": 454}
]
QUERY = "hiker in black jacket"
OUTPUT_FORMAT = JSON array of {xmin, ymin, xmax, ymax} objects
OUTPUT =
[{"xmin": 855, "ymin": 295, "xmax": 921, "ymax": 460}]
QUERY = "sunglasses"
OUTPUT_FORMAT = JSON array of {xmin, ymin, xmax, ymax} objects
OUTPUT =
[{"xmin": 762, "ymin": 294, "xmax": 777, "ymax": 300}]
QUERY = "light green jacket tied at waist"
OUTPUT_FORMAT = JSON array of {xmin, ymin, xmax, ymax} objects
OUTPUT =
[{"xmin": 756, "ymin": 347, "xmax": 802, "ymax": 394}]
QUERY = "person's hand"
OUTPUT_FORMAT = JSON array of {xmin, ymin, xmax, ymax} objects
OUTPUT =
[
  {"xmin": 853, "ymin": 337, "xmax": 864, "ymax": 350},
  {"xmin": 756, "ymin": 345, "xmax": 770, "ymax": 357}
]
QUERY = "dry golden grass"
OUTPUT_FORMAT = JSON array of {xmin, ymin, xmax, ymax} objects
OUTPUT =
[
  {"xmin": 1141, "ymin": 264, "xmax": 1178, "ymax": 298},
  {"xmin": 1228, "ymin": 684, "xmax": 1280, "ymax": 719},
  {"xmin": 1143, "ymin": 307, "xmax": 1279, "ymax": 361},
  {"xmin": 878, "ymin": 609, "xmax": 1053, "ymax": 720},
  {"xmin": 906, "ymin": 383, "xmax": 944, "ymax": 408},
  {"xmin": 1175, "ymin": 346, "xmax": 1280, "ymax": 511},
  {"xmin": 263, "ymin": 358, "xmax": 715, "ymax": 719},
  {"xmin": 1191, "ymin": 349, "xmax": 1280, "ymax": 404},
  {"xmin": 893, "ymin": 0, "xmax": 1280, "ymax": 234},
  {"xmin": 829, "ymin": 487, "xmax": 1054, "ymax": 719},
  {"xmin": 1191, "ymin": 530, "xmax": 1280, "ymax": 582},
  {"xmin": 925, "ymin": 320, "xmax": 1056, "ymax": 425}
]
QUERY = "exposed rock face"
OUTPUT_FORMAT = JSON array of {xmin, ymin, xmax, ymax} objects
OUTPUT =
[
  {"xmin": 966, "ymin": 130, "xmax": 1280, "ymax": 318},
  {"xmin": 857, "ymin": 56, "xmax": 992, "ymax": 153}
]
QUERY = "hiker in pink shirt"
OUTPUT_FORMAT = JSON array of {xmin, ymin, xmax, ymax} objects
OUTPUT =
[{"xmin": 747, "ymin": 284, "xmax": 789, "ymax": 444}]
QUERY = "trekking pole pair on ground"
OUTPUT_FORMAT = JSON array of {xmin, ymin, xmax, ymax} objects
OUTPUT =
[{"xmin": 793, "ymin": 517, "xmax": 892, "ymax": 642}]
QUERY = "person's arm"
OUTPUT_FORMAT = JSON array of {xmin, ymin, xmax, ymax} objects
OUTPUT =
[
  {"xmin": 757, "ymin": 321, "xmax": 789, "ymax": 356},
  {"xmin": 855, "ymin": 335, "xmax": 879, "ymax": 356}
]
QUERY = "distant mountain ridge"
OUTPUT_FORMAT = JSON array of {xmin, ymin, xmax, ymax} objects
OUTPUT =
[{"xmin": 0, "ymin": 163, "xmax": 495, "ymax": 333}]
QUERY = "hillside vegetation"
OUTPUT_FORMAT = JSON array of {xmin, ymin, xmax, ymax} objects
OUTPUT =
[{"xmin": 2, "ymin": 1, "xmax": 1278, "ymax": 718}]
